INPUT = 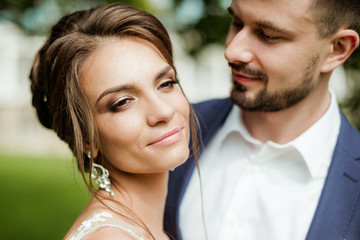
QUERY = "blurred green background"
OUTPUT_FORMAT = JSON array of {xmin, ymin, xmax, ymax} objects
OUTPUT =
[
  {"xmin": 0, "ymin": 0, "xmax": 359, "ymax": 239},
  {"xmin": 0, "ymin": 0, "xmax": 233, "ymax": 239},
  {"xmin": 0, "ymin": 153, "xmax": 90, "ymax": 239}
]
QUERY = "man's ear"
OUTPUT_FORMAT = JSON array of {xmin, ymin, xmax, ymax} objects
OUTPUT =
[{"xmin": 321, "ymin": 29, "xmax": 359, "ymax": 73}]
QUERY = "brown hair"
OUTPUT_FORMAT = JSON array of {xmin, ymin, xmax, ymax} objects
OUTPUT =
[
  {"xmin": 29, "ymin": 3, "xmax": 199, "ymax": 238},
  {"xmin": 310, "ymin": 0, "xmax": 360, "ymax": 38}
]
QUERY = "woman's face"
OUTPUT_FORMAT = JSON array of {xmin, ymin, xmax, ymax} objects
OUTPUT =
[{"xmin": 81, "ymin": 38, "xmax": 190, "ymax": 174}]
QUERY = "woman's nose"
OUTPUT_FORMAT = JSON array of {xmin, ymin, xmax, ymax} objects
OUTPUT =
[{"xmin": 146, "ymin": 96, "xmax": 175, "ymax": 126}]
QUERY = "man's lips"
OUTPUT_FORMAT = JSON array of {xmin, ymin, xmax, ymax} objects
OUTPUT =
[
  {"xmin": 148, "ymin": 128, "xmax": 183, "ymax": 146},
  {"xmin": 232, "ymin": 70, "xmax": 260, "ymax": 83}
]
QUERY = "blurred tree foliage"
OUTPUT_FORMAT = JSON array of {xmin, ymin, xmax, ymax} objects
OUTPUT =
[
  {"xmin": 1, "ymin": 0, "xmax": 359, "ymax": 128},
  {"xmin": 344, "ymin": 26, "xmax": 360, "ymax": 70},
  {"xmin": 0, "ymin": 0, "xmax": 153, "ymax": 34},
  {"xmin": 340, "ymin": 25, "xmax": 360, "ymax": 129},
  {"xmin": 173, "ymin": 0, "xmax": 231, "ymax": 55},
  {"xmin": 0, "ymin": 0, "xmax": 230, "ymax": 49}
]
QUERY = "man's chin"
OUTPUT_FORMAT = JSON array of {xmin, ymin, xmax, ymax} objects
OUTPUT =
[{"xmin": 230, "ymin": 89, "xmax": 281, "ymax": 112}]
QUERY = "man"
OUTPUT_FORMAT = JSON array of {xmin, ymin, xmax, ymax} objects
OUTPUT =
[{"xmin": 165, "ymin": 0, "xmax": 360, "ymax": 239}]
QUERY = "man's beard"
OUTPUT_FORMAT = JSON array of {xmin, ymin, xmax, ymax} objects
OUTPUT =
[{"xmin": 229, "ymin": 55, "xmax": 319, "ymax": 112}]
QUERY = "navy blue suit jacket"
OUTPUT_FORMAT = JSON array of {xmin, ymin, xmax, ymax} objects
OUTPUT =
[{"xmin": 164, "ymin": 98, "xmax": 360, "ymax": 240}]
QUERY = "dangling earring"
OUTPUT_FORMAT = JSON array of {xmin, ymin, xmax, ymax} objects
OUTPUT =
[
  {"xmin": 91, "ymin": 163, "xmax": 114, "ymax": 197},
  {"xmin": 87, "ymin": 151, "xmax": 91, "ymax": 159}
]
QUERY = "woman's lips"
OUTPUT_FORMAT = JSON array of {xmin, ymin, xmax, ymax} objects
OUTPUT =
[{"xmin": 148, "ymin": 128, "xmax": 182, "ymax": 146}]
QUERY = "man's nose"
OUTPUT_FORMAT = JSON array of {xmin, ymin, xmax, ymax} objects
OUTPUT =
[{"xmin": 225, "ymin": 27, "xmax": 255, "ymax": 64}]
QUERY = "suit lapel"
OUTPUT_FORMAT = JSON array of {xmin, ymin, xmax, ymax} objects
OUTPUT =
[
  {"xmin": 306, "ymin": 113, "xmax": 360, "ymax": 239},
  {"xmin": 166, "ymin": 101, "xmax": 360, "ymax": 239},
  {"xmin": 164, "ymin": 98, "xmax": 233, "ymax": 239}
]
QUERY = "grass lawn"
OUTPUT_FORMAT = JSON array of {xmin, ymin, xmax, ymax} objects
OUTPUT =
[{"xmin": 0, "ymin": 153, "xmax": 91, "ymax": 240}]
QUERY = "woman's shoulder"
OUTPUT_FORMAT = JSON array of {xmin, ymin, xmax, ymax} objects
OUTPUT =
[
  {"xmin": 84, "ymin": 224, "xmax": 146, "ymax": 240},
  {"xmin": 65, "ymin": 211, "xmax": 147, "ymax": 240}
]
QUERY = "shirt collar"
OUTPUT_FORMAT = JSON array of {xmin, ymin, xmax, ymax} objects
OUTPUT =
[
  {"xmin": 218, "ymin": 89, "xmax": 340, "ymax": 177},
  {"xmin": 291, "ymin": 89, "xmax": 340, "ymax": 177}
]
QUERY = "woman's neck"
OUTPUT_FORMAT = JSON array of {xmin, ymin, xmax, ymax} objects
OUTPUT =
[{"xmin": 107, "ymin": 169, "xmax": 170, "ymax": 239}]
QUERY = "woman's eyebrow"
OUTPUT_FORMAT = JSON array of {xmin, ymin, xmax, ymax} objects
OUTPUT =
[
  {"xmin": 96, "ymin": 84, "xmax": 135, "ymax": 106},
  {"xmin": 155, "ymin": 65, "xmax": 172, "ymax": 81},
  {"xmin": 95, "ymin": 66, "xmax": 173, "ymax": 106}
]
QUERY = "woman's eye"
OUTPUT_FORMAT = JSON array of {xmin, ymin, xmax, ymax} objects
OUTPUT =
[
  {"xmin": 158, "ymin": 79, "xmax": 179, "ymax": 90},
  {"xmin": 108, "ymin": 97, "xmax": 133, "ymax": 112}
]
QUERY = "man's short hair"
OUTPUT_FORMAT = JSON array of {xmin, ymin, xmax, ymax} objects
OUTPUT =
[{"xmin": 311, "ymin": 0, "xmax": 360, "ymax": 38}]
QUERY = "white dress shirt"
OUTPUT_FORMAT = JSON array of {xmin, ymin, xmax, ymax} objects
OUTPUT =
[{"xmin": 179, "ymin": 90, "xmax": 340, "ymax": 240}]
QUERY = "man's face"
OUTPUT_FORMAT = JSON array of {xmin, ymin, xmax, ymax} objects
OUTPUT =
[{"xmin": 225, "ymin": 0, "xmax": 330, "ymax": 112}]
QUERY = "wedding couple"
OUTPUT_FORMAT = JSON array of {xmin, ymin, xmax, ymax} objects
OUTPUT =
[{"xmin": 29, "ymin": 0, "xmax": 360, "ymax": 239}]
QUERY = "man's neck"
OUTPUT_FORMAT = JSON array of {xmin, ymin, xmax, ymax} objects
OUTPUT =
[{"xmin": 242, "ymin": 88, "xmax": 332, "ymax": 144}]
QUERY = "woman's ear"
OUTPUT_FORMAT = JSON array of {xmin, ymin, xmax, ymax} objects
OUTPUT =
[
  {"xmin": 321, "ymin": 29, "xmax": 359, "ymax": 73},
  {"xmin": 84, "ymin": 144, "xmax": 99, "ymax": 159}
]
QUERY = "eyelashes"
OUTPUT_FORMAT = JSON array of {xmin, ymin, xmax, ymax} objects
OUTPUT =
[
  {"xmin": 157, "ymin": 79, "xmax": 179, "ymax": 90},
  {"xmin": 232, "ymin": 21, "xmax": 244, "ymax": 30},
  {"xmin": 231, "ymin": 19, "xmax": 282, "ymax": 44},
  {"xmin": 107, "ymin": 78, "xmax": 179, "ymax": 113},
  {"xmin": 108, "ymin": 96, "xmax": 134, "ymax": 112},
  {"xmin": 256, "ymin": 30, "xmax": 281, "ymax": 43}
]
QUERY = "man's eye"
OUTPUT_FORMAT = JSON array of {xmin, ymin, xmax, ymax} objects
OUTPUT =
[
  {"xmin": 258, "ymin": 31, "xmax": 280, "ymax": 42},
  {"xmin": 232, "ymin": 21, "xmax": 244, "ymax": 30}
]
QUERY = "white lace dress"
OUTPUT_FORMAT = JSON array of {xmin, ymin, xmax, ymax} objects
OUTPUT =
[{"xmin": 65, "ymin": 211, "xmax": 147, "ymax": 240}]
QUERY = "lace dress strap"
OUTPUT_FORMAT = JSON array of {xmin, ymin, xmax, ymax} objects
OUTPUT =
[{"xmin": 66, "ymin": 211, "xmax": 146, "ymax": 240}]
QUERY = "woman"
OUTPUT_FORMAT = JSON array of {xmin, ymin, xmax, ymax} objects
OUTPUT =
[{"xmin": 29, "ymin": 3, "xmax": 198, "ymax": 239}]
